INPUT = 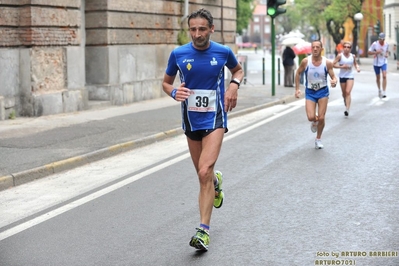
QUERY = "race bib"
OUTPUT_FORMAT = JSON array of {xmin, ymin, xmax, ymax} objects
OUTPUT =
[
  {"xmin": 187, "ymin": 89, "xmax": 217, "ymax": 112},
  {"xmin": 310, "ymin": 80, "xmax": 322, "ymax": 91}
]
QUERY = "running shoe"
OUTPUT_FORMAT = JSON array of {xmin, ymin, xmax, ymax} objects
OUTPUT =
[
  {"xmin": 214, "ymin": 170, "xmax": 224, "ymax": 208},
  {"xmin": 382, "ymin": 95, "xmax": 387, "ymax": 98},
  {"xmin": 189, "ymin": 228, "xmax": 210, "ymax": 251},
  {"xmin": 315, "ymin": 139, "xmax": 324, "ymax": 149},
  {"xmin": 344, "ymin": 110, "xmax": 349, "ymax": 117},
  {"xmin": 310, "ymin": 121, "xmax": 318, "ymax": 133},
  {"xmin": 378, "ymin": 90, "xmax": 382, "ymax": 98}
]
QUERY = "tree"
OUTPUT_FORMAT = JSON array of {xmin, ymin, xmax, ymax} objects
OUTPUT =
[
  {"xmin": 285, "ymin": 0, "xmax": 364, "ymax": 51},
  {"xmin": 294, "ymin": 0, "xmax": 332, "ymax": 41},
  {"xmin": 277, "ymin": 3, "xmax": 304, "ymax": 34},
  {"xmin": 324, "ymin": 0, "xmax": 364, "ymax": 48},
  {"xmin": 237, "ymin": 0, "xmax": 254, "ymax": 35}
]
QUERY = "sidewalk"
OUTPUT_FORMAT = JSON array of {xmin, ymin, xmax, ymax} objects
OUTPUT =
[{"xmin": 0, "ymin": 83, "xmax": 297, "ymax": 191}]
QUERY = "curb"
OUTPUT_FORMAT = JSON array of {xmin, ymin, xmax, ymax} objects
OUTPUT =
[
  {"xmin": 0, "ymin": 128, "xmax": 183, "ymax": 191},
  {"xmin": 0, "ymin": 95, "xmax": 296, "ymax": 191}
]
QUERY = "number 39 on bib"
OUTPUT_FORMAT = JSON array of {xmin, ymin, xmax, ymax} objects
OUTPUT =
[{"xmin": 188, "ymin": 89, "xmax": 217, "ymax": 112}]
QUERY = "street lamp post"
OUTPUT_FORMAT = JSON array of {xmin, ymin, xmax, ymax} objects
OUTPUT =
[{"xmin": 354, "ymin": 12, "xmax": 363, "ymax": 64}]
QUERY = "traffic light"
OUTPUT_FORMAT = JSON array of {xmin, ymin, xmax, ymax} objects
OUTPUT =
[
  {"xmin": 267, "ymin": 0, "xmax": 286, "ymax": 18},
  {"xmin": 374, "ymin": 20, "xmax": 380, "ymax": 35}
]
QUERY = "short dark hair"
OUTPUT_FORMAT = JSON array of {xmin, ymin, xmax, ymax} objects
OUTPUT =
[
  {"xmin": 312, "ymin": 39, "xmax": 323, "ymax": 48},
  {"xmin": 187, "ymin": 8, "xmax": 213, "ymax": 28}
]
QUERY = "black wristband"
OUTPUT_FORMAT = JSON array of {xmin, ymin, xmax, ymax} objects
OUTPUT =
[{"xmin": 230, "ymin": 80, "xmax": 240, "ymax": 87}]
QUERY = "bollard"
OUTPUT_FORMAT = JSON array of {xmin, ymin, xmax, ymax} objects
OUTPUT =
[{"xmin": 262, "ymin": 57, "xmax": 265, "ymax": 85}]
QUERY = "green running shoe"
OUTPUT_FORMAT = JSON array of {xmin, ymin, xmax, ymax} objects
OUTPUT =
[
  {"xmin": 214, "ymin": 170, "xmax": 224, "ymax": 208},
  {"xmin": 189, "ymin": 228, "xmax": 210, "ymax": 251}
]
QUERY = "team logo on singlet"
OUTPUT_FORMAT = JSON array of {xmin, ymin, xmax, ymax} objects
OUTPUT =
[
  {"xmin": 210, "ymin": 57, "xmax": 218, "ymax": 66},
  {"xmin": 183, "ymin": 58, "xmax": 194, "ymax": 71}
]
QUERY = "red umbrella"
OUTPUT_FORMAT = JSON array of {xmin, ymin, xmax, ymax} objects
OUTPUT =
[
  {"xmin": 237, "ymin": 42, "xmax": 253, "ymax": 48},
  {"xmin": 293, "ymin": 42, "xmax": 312, "ymax": 55}
]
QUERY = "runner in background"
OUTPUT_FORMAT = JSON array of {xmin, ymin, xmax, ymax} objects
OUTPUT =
[
  {"xmin": 295, "ymin": 40, "xmax": 338, "ymax": 149},
  {"xmin": 333, "ymin": 41, "xmax": 361, "ymax": 117},
  {"xmin": 368, "ymin": 32, "xmax": 389, "ymax": 98}
]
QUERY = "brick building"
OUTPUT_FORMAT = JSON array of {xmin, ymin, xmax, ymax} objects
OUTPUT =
[
  {"xmin": 249, "ymin": 4, "xmax": 271, "ymax": 49},
  {"xmin": 0, "ymin": 0, "xmax": 237, "ymax": 120}
]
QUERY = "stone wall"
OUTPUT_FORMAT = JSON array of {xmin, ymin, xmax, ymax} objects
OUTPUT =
[
  {"xmin": 0, "ymin": 0, "xmax": 86, "ymax": 118},
  {"xmin": 0, "ymin": 0, "xmax": 81, "ymax": 46},
  {"xmin": 0, "ymin": 0, "xmax": 237, "ymax": 119}
]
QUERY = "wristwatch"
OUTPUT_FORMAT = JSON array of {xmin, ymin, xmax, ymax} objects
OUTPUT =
[{"xmin": 230, "ymin": 78, "xmax": 241, "ymax": 87}]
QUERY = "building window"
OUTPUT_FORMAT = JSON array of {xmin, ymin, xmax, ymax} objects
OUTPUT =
[{"xmin": 254, "ymin": 17, "xmax": 259, "ymax": 23}]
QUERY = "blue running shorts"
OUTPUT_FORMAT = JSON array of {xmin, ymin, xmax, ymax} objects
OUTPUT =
[
  {"xmin": 373, "ymin": 64, "xmax": 387, "ymax": 75},
  {"xmin": 305, "ymin": 86, "xmax": 329, "ymax": 103}
]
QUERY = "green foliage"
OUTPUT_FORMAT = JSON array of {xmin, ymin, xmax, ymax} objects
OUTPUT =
[
  {"xmin": 286, "ymin": 0, "xmax": 363, "ymax": 45},
  {"xmin": 324, "ymin": 0, "xmax": 362, "ymax": 24},
  {"xmin": 8, "ymin": 109, "xmax": 16, "ymax": 120},
  {"xmin": 374, "ymin": 20, "xmax": 381, "ymax": 35},
  {"xmin": 177, "ymin": 29, "xmax": 189, "ymax": 45},
  {"xmin": 278, "ymin": 3, "xmax": 304, "ymax": 34},
  {"xmin": 294, "ymin": 0, "xmax": 330, "ymax": 33},
  {"xmin": 324, "ymin": 0, "xmax": 363, "ymax": 44},
  {"xmin": 237, "ymin": 0, "xmax": 254, "ymax": 35},
  {"xmin": 236, "ymin": 0, "xmax": 365, "ymax": 47}
]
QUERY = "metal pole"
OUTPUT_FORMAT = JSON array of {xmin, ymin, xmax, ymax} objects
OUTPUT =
[
  {"xmin": 271, "ymin": 17, "xmax": 275, "ymax": 96},
  {"xmin": 262, "ymin": 57, "xmax": 265, "ymax": 85}
]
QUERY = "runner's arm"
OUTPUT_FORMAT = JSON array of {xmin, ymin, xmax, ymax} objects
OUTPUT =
[
  {"xmin": 326, "ymin": 60, "xmax": 337, "ymax": 87},
  {"xmin": 162, "ymin": 74, "xmax": 190, "ymax": 102},
  {"xmin": 332, "ymin": 54, "xmax": 342, "ymax": 68},
  {"xmin": 225, "ymin": 64, "xmax": 244, "ymax": 112},
  {"xmin": 295, "ymin": 58, "xmax": 307, "ymax": 96},
  {"xmin": 353, "ymin": 54, "xmax": 360, "ymax": 72}
]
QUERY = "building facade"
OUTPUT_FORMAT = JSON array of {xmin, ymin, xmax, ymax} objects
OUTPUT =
[
  {"xmin": 383, "ymin": 0, "xmax": 399, "ymax": 49},
  {"xmin": 249, "ymin": 4, "xmax": 271, "ymax": 49},
  {"xmin": 0, "ymin": 0, "xmax": 237, "ymax": 120}
]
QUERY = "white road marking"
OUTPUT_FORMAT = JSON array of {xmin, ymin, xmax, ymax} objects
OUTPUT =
[
  {"xmin": 369, "ymin": 97, "xmax": 389, "ymax": 106},
  {"xmin": 0, "ymin": 104, "xmax": 301, "ymax": 241},
  {"xmin": 0, "ymin": 154, "xmax": 189, "ymax": 241}
]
